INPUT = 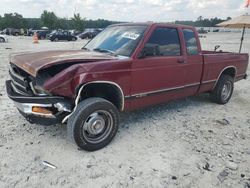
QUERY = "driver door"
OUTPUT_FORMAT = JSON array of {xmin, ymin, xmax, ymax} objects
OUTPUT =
[{"xmin": 130, "ymin": 26, "xmax": 192, "ymax": 109}]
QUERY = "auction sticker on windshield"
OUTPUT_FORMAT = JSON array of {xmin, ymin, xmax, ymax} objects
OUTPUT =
[{"xmin": 122, "ymin": 32, "xmax": 140, "ymax": 40}]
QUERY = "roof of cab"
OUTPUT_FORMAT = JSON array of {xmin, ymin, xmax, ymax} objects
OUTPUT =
[{"xmin": 109, "ymin": 22, "xmax": 195, "ymax": 29}]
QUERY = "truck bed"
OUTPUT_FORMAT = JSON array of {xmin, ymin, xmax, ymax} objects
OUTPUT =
[
  {"xmin": 198, "ymin": 50, "xmax": 249, "ymax": 93},
  {"xmin": 202, "ymin": 50, "xmax": 248, "ymax": 78}
]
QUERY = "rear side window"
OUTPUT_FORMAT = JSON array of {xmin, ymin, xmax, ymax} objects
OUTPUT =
[
  {"xmin": 183, "ymin": 29, "xmax": 199, "ymax": 55},
  {"xmin": 146, "ymin": 27, "xmax": 181, "ymax": 56}
]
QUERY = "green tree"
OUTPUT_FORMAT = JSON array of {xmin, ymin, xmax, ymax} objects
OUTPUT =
[
  {"xmin": 71, "ymin": 13, "xmax": 84, "ymax": 31},
  {"xmin": 196, "ymin": 16, "xmax": 204, "ymax": 27},
  {"xmin": 41, "ymin": 10, "xmax": 58, "ymax": 29},
  {"xmin": 1, "ymin": 13, "xmax": 27, "ymax": 29},
  {"xmin": 0, "ymin": 15, "xmax": 3, "ymax": 30},
  {"xmin": 26, "ymin": 18, "xmax": 42, "ymax": 29},
  {"xmin": 56, "ymin": 18, "xmax": 71, "ymax": 30}
]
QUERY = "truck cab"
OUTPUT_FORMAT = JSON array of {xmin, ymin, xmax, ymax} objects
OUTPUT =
[{"xmin": 128, "ymin": 24, "xmax": 204, "ymax": 109}]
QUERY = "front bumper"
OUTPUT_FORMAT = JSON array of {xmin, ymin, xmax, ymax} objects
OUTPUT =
[{"xmin": 6, "ymin": 80, "xmax": 71, "ymax": 126}]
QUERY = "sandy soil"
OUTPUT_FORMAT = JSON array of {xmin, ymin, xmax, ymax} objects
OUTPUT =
[{"xmin": 0, "ymin": 33, "xmax": 249, "ymax": 188}]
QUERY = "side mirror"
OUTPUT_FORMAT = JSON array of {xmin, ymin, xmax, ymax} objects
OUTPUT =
[{"xmin": 138, "ymin": 44, "xmax": 159, "ymax": 58}]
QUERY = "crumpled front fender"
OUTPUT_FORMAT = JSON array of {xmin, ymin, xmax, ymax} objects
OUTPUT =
[{"xmin": 43, "ymin": 64, "xmax": 87, "ymax": 98}]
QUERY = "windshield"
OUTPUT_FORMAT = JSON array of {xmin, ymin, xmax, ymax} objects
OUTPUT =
[{"xmin": 84, "ymin": 25, "xmax": 147, "ymax": 57}]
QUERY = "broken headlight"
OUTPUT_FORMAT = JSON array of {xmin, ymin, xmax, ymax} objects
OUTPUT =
[{"xmin": 30, "ymin": 82, "xmax": 50, "ymax": 96}]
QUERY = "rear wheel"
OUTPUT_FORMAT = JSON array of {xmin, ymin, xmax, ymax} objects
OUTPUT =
[
  {"xmin": 67, "ymin": 98, "xmax": 119, "ymax": 151},
  {"xmin": 210, "ymin": 74, "xmax": 234, "ymax": 104}
]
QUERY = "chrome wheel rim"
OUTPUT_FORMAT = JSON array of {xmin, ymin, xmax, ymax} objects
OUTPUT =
[
  {"xmin": 82, "ymin": 110, "xmax": 113, "ymax": 144},
  {"xmin": 221, "ymin": 82, "xmax": 232, "ymax": 101}
]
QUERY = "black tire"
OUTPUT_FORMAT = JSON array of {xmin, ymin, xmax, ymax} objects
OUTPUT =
[
  {"xmin": 71, "ymin": 37, "xmax": 76, "ymax": 41},
  {"xmin": 67, "ymin": 97, "xmax": 119, "ymax": 151},
  {"xmin": 0, "ymin": 37, "xmax": 5, "ymax": 43},
  {"xmin": 54, "ymin": 37, "xmax": 59, "ymax": 42},
  {"xmin": 210, "ymin": 74, "xmax": 234, "ymax": 104}
]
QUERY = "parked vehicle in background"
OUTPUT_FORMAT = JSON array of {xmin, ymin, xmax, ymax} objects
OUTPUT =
[
  {"xmin": 35, "ymin": 30, "xmax": 51, "ymax": 39},
  {"xmin": 6, "ymin": 22, "xmax": 249, "ymax": 151},
  {"xmin": 79, "ymin": 28, "xmax": 103, "ymax": 39},
  {"xmin": 0, "ymin": 34, "xmax": 8, "ymax": 43},
  {"xmin": 69, "ymin": 30, "xmax": 81, "ymax": 36},
  {"xmin": 212, "ymin": 28, "xmax": 220, "ymax": 32},
  {"xmin": 27, "ymin": 29, "xmax": 36, "ymax": 36},
  {"xmin": 49, "ymin": 30, "xmax": 77, "ymax": 41},
  {"xmin": 3, "ymin": 28, "xmax": 21, "ymax": 36}
]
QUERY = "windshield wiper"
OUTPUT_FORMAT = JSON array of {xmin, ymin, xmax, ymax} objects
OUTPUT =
[{"xmin": 93, "ymin": 48, "xmax": 116, "ymax": 55}]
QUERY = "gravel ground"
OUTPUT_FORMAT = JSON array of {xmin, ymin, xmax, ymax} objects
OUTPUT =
[{"xmin": 0, "ymin": 33, "xmax": 250, "ymax": 188}]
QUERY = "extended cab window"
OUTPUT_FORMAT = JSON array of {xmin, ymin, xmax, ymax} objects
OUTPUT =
[
  {"xmin": 183, "ymin": 29, "xmax": 199, "ymax": 55},
  {"xmin": 145, "ymin": 27, "xmax": 181, "ymax": 56}
]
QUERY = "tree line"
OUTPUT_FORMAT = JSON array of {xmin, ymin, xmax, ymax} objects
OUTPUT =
[
  {"xmin": 175, "ymin": 16, "xmax": 231, "ymax": 27},
  {"xmin": 0, "ymin": 11, "xmax": 119, "ymax": 31},
  {"xmin": 0, "ymin": 11, "xmax": 231, "ymax": 31}
]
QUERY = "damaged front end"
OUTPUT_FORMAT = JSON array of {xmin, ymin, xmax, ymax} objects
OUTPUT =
[{"xmin": 6, "ymin": 64, "xmax": 72, "ymax": 125}]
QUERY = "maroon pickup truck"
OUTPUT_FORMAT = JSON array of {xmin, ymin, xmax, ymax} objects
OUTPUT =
[{"xmin": 6, "ymin": 23, "xmax": 249, "ymax": 151}]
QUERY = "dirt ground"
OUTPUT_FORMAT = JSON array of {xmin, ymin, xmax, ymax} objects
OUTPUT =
[{"xmin": 0, "ymin": 33, "xmax": 250, "ymax": 188}]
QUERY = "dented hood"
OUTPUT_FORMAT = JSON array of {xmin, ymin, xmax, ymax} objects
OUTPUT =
[{"xmin": 10, "ymin": 50, "xmax": 117, "ymax": 77}]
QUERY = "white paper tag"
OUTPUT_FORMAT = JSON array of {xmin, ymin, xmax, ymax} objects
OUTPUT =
[{"xmin": 122, "ymin": 32, "xmax": 140, "ymax": 40}]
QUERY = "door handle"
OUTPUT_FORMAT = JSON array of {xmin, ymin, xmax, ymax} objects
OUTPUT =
[{"xmin": 177, "ymin": 59, "xmax": 186, "ymax": 64}]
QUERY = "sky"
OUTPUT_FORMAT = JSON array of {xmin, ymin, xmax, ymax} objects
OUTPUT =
[{"xmin": 1, "ymin": 0, "xmax": 249, "ymax": 22}]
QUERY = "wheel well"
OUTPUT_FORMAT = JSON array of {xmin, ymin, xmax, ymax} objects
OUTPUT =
[
  {"xmin": 212, "ymin": 67, "xmax": 236, "ymax": 90},
  {"xmin": 79, "ymin": 83, "xmax": 124, "ymax": 111},
  {"xmin": 221, "ymin": 67, "xmax": 236, "ymax": 78}
]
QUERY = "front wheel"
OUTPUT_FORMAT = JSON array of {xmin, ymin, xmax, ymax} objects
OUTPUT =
[
  {"xmin": 210, "ymin": 74, "xmax": 234, "ymax": 104},
  {"xmin": 67, "ymin": 98, "xmax": 119, "ymax": 151}
]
